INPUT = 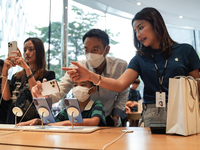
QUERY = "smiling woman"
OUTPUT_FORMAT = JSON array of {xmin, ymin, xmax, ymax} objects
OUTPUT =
[{"xmin": 1, "ymin": 37, "xmax": 56, "ymax": 124}]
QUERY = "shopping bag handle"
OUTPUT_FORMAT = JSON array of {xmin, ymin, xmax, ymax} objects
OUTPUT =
[
  {"xmin": 174, "ymin": 76, "xmax": 197, "ymax": 100},
  {"xmin": 195, "ymin": 78, "xmax": 200, "ymax": 83}
]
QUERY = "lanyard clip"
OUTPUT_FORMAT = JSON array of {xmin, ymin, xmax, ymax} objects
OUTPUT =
[{"xmin": 159, "ymin": 87, "xmax": 162, "ymax": 93}]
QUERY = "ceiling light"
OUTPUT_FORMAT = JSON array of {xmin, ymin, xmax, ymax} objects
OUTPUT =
[
  {"xmin": 137, "ymin": 2, "xmax": 141, "ymax": 5},
  {"xmin": 179, "ymin": 15, "xmax": 183, "ymax": 19}
]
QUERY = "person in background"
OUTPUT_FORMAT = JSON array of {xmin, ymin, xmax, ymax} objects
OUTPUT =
[
  {"xmin": 121, "ymin": 78, "xmax": 141, "ymax": 126},
  {"xmin": 0, "ymin": 59, "xmax": 11, "ymax": 123},
  {"xmin": 65, "ymin": 7, "xmax": 200, "ymax": 127},
  {"xmin": 125, "ymin": 78, "xmax": 141, "ymax": 113},
  {"xmin": 1, "ymin": 38, "xmax": 55, "ymax": 124},
  {"xmin": 17, "ymin": 80, "xmax": 106, "ymax": 126},
  {"xmin": 31, "ymin": 29, "xmax": 128, "ymax": 127}
]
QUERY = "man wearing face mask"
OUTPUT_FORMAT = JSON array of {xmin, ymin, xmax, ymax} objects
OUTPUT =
[{"xmin": 32, "ymin": 29, "xmax": 128, "ymax": 126}]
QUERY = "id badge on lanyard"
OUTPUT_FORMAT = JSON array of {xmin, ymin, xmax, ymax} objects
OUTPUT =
[
  {"xmin": 156, "ymin": 92, "xmax": 166, "ymax": 107},
  {"xmin": 152, "ymin": 54, "xmax": 168, "ymax": 108}
]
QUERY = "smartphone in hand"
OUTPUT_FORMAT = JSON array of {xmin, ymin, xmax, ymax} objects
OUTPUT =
[
  {"xmin": 41, "ymin": 79, "xmax": 60, "ymax": 96},
  {"xmin": 33, "ymin": 98, "xmax": 55, "ymax": 123},
  {"xmin": 64, "ymin": 98, "xmax": 83, "ymax": 123},
  {"xmin": 8, "ymin": 41, "xmax": 17, "ymax": 61}
]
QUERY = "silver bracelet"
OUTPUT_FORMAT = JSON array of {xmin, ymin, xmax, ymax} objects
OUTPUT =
[{"xmin": 95, "ymin": 75, "xmax": 101, "ymax": 86}]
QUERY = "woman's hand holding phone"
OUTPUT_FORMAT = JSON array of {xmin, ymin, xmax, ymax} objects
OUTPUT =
[
  {"xmin": 3, "ymin": 41, "xmax": 20, "ymax": 74},
  {"xmin": 13, "ymin": 48, "xmax": 29, "ymax": 69},
  {"xmin": 7, "ymin": 41, "xmax": 27, "ymax": 68},
  {"xmin": 2, "ymin": 57, "xmax": 15, "ymax": 76}
]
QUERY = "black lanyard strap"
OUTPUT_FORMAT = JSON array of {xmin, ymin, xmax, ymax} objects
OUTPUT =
[{"xmin": 151, "ymin": 54, "xmax": 168, "ymax": 93}]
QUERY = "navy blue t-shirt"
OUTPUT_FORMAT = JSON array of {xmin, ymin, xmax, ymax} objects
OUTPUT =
[{"xmin": 127, "ymin": 43, "xmax": 200, "ymax": 104}]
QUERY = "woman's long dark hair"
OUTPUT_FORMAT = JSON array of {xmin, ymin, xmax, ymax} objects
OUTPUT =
[
  {"xmin": 132, "ymin": 7, "xmax": 176, "ymax": 57},
  {"xmin": 16, "ymin": 37, "xmax": 46, "ymax": 80}
]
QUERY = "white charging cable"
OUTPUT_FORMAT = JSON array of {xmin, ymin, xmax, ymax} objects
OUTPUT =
[
  {"xmin": 102, "ymin": 130, "xmax": 133, "ymax": 150},
  {"xmin": 18, "ymin": 101, "xmax": 34, "ymax": 123}
]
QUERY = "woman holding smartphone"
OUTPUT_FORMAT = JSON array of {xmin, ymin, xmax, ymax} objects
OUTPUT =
[{"xmin": 1, "ymin": 37, "xmax": 55, "ymax": 124}]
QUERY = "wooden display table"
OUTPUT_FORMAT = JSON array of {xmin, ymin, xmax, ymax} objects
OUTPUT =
[{"xmin": 0, "ymin": 127, "xmax": 200, "ymax": 150}]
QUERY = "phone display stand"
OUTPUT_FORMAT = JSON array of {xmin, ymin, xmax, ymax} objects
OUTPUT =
[
  {"xmin": 67, "ymin": 107, "xmax": 80, "ymax": 130},
  {"xmin": 38, "ymin": 107, "xmax": 50, "ymax": 128},
  {"xmin": 12, "ymin": 107, "xmax": 23, "ymax": 126}
]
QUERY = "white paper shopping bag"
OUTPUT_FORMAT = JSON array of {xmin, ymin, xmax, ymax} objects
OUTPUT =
[{"xmin": 166, "ymin": 76, "xmax": 200, "ymax": 136}]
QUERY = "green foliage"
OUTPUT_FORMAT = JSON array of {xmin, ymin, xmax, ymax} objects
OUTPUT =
[
  {"xmin": 67, "ymin": 6, "xmax": 102, "ymax": 63},
  {"xmin": 26, "ymin": 5, "xmax": 120, "ymax": 81},
  {"xmin": 0, "ymin": 55, "xmax": 5, "ymax": 59}
]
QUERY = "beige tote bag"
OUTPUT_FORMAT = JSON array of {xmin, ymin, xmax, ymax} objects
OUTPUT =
[{"xmin": 166, "ymin": 76, "xmax": 200, "ymax": 136}]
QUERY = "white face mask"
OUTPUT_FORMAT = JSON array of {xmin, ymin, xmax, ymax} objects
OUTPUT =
[
  {"xmin": 72, "ymin": 86, "xmax": 92, "ymax": 102},
  {"xmin": 85, "ymin": 48, "xmax": 106, "ymax": 68}
]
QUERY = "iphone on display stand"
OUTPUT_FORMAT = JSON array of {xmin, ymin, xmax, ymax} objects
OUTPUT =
[
  {"xmin": 33, "ymin": 98, "xmax": 55, "ymax": 124},
  {"xmin": 64, "ymin": 98, "xmax": 83, "ymax": 124}
]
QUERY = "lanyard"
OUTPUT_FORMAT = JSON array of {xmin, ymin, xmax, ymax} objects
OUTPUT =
[{"xmin": 151, "ymin": 54, "xmax": 168, "ymax": 93}]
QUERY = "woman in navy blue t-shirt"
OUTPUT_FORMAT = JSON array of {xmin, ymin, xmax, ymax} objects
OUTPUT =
[{"xmin": 65, "ymin": 7, "xmax": 200, "ymax": 127}]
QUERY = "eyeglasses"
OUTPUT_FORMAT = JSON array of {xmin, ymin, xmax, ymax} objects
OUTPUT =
[
  {"xmin": 83, "ymin": 48, "xmax": 101, "ymax": 53},
  {"xmin": 24, "ymin": 48, "xmax": 35, "ymax": 53}
]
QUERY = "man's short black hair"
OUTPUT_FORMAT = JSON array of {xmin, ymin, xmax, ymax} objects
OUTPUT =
[
  {"xmin": 0, "ymin": 59, "xmax": 4, "ymax": 67},
  {"xmin": 82, "ymin": 29, "xmax": 109, "ymax": 48}
]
